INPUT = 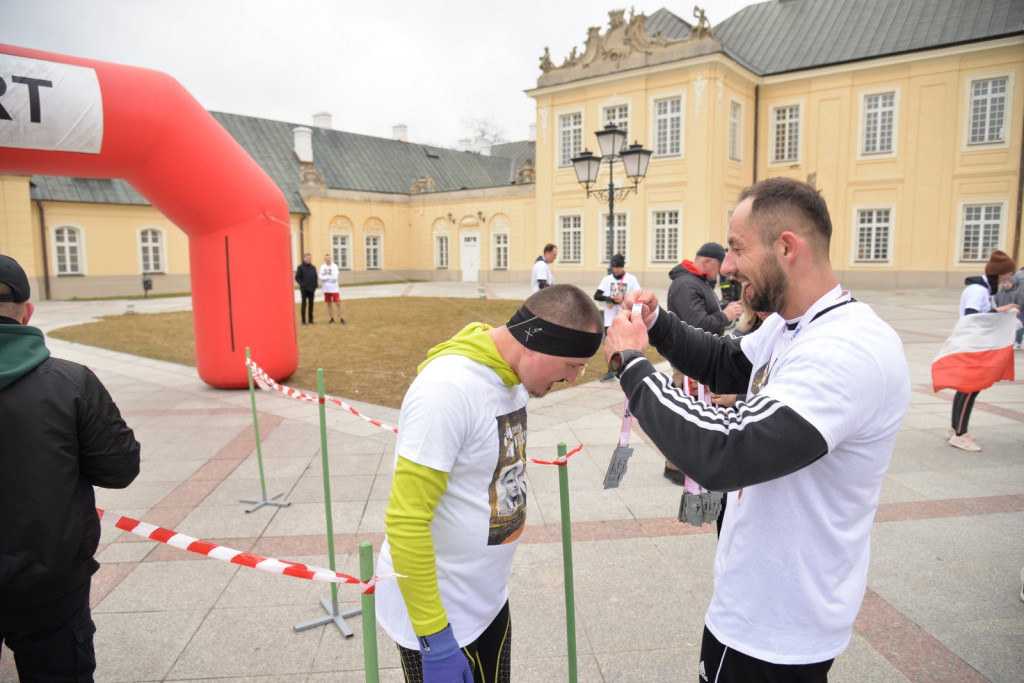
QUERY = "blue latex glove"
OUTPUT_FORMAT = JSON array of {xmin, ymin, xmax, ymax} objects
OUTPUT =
[{"xmin": 418, "ymin": 624, "xmax": 473, "ymax": 683}]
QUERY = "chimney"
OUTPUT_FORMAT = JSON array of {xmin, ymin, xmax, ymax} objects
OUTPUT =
[
  {"xmin": 313, "ymin": 111, "xmax": 332, "ymax": 129},
  {"xmin": 293, "ymin": 126, "xmax": 313, "ymax": 164},
  {"xmin": 528, "ymin": 123, "xmax": 536, "ymax": 141},
  {"xmin": 458, "ymin": 138, "xmax": 473, "ymax": 152},
  {"xmin": 392, "ymin": 124, "xmax": 408, "ymax": 142},
  {"xmin": 474, "ymin": 135, "xmax": 492, "ymax": 156}
]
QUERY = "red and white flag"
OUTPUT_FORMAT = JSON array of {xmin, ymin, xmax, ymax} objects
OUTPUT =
[{"xmin": 932, "ymin": 313, "xmax": 1019, "ymax": 393}]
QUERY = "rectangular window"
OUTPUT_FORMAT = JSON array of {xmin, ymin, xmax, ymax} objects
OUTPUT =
[
  {"xmin": 969, "ymin": 77, "xmax": 1007, "ymax": 145},
  {"xmin": 603, "ymin": 104, "xmax": 629, "ymax": 154},
  {"xmin": 332, "ymin": 234, "xmax": 350, "ymax": 270},
  {"xmin": 599, "ymin": 213, "xmax": 628, "ymax": 263},
  {"xmin": 772, "ymin": 105, "xmax": 800, "ymax": 162},
  {"xmin": 652, "ymin": 211, "xmax": 680, "ymax": 262},
  {"xmin": 139, "ymin": 228, "xmax": 163, "ymax": 273},
  {"xmin": 961, "ymin": 204, "xmax": 1002, "ymax": 261},
  {"xmin": 559, "ymin": 112, "xmax": 582, "ymax": 167},
  {"xmin": 654, "ymin": 97, "xmax": 681, "ymax": 156},
  {"xmin": 863, "ymin": 92, "xmax": 895, "ymax": 154},
  {"xmin": 493, "ymin": 233, "xmax": 509, "ymax": 270},
  {"xmin": 728, "ymin": 101, "xmax": 742, "ymax": 161},
  {"xmin": 436, "ymin": 235, "xmax": 449, "ymax": 269},
  {"xmin": 54, "ymin": 227, "xmax": 81, "ymax": 275},
  {"xmin": 559, "ymin": 215, "xmax": 582, "ymax": 263},
  {"xmin": 365, "ymin": 235, "xmax": 381, "ymax": 270},
  {"xmin": 855, "ymin": 209, "xmax": 890, "ymax": 262}
]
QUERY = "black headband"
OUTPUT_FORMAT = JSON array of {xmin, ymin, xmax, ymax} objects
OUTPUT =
[{"xmin": 506, "ymin": 305, "xmax": 603, "ymax": 358}]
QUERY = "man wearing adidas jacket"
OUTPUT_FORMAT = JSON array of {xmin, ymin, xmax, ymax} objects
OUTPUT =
[
  {"xmin": 604, "ymin": 178, "xmax": 910, "ymax": 681},
  {"xmin": 376, "ymin": 284, "xmax": 602, "ymax": 683}
]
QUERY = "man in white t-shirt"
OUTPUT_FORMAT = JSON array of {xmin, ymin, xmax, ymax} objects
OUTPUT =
[
  {"xmin": 594, "ymin": 253, "xmax": 640, "ymax": 381},
  {"xmin": 604, "ymin": 177, "xmax": 910, "ymax": 681},
  {"xmin": 376, "ymin": 284, "xmax": 602, "ymax": 683},
  {"xmin": 530, "ymin": 243, "xmax": 557, "ymax": 293},
  {"xmin": 318, "ymin": 253, "xmax": 344, "ymax": 324}
]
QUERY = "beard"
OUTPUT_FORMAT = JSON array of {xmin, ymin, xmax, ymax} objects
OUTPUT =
[{"xmin": 747, "ymin": 252, "xmax": 789, "ymax": 314}]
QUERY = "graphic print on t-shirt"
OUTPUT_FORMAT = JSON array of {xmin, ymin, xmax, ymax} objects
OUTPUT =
[
  {"xmin": 606, "ymin": 279, "xmax": 625, "ymax": 308},
  {"xmin": 488, "ymin": 407, "xmax": 527, "ymax": 545}
]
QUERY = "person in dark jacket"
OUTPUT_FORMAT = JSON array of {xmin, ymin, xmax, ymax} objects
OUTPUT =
[
  {"xmin": 663, "ymin": 242, "xmax": 743, "ymax": 485},
  {"xmin": 0, "ymin": 254, "xmax": 141, "ymax": 682},
  {"xmin": 295, "ymin": 252, "xmax": 319, "ymax": 325}
]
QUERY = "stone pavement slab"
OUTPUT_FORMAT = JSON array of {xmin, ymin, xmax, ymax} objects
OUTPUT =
[{"xmin": 1, "ymin": 282, "xmax": 1021, "ymax": 682}]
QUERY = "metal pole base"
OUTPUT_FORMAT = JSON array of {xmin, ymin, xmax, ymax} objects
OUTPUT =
[
  {"xmin": 293, "ymin": 598, "xmax": 362, "ymax": 637},
  {"xmin": 239, "ymin": 491, "xmax": 290, "ymax": 514}
]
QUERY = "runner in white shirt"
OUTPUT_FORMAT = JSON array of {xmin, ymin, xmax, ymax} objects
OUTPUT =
[
  {"xmin": 530, "ymin": 244, "xmax": 557, "ymax": 293},
  {"xmin": 318, "ymin": 254, "xmax": 344, "ymax": 324}
]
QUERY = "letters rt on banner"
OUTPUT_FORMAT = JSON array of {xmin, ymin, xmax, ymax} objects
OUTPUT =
[{"xmin": 0, "ymin": 53, "xmax": 103, "ymax": 154}]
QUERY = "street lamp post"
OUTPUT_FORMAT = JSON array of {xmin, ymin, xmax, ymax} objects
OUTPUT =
[{"xmin": 571, "ymin": 124, "xmax": 652, "ymax": 273}]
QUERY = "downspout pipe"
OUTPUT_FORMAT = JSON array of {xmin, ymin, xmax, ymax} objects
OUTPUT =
[{"xmin": 34, "ymin": 198, "xmax": 51, "ymax": 300}]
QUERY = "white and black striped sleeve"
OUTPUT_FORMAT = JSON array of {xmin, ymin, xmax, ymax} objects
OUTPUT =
[
  {"xmin": 617, "ymin": 361, "xmax": 828, "ymax": 492},
  {"xmin": 647, "ymin": 307, "xmax": 752, "ymax": 394}
]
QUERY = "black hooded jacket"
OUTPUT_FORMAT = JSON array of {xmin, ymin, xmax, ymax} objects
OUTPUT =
[{"xmin": 0, "ymin": 318, "xmax": 140, "ymax": 612}]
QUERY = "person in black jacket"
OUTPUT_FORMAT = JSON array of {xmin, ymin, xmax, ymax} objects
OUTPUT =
[
  {"xmin": 295, "ymin": 252, "xmax": 319, "ymax": 325},
  {"xmin": 0, "ymin": 254, "xmax": 141, "ymax": 682}
]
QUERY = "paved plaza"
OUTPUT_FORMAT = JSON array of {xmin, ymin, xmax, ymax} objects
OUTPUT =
[{"xmin": 1, "ymin": 281, "xmax": 1021, "ymax": 682}]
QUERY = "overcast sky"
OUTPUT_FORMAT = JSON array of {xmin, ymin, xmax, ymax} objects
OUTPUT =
[{"xmin": 0, "ymin": 0, "xmax": 759, "ymax": 148}]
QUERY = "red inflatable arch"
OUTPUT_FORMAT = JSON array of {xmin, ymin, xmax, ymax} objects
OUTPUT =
[{"xmin": 0, "ymin": 44, "xmax": 298, "ymax": 388}]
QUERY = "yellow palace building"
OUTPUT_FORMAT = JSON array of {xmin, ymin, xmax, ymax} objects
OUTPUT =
[{"xmin": 2, "ymin": 0, "xmax": 1022, "ymax": 300}]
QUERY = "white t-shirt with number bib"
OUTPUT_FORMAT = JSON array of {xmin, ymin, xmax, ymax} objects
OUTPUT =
[
  {"xmin": 597, "ymin": 272, "xmax": 641, "ymax": 327},
  {"xmin": 376, "ymin": 354, "xmax": 529, "ymax": 649}
]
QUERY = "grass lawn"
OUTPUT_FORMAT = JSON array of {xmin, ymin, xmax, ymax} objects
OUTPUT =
[{"xmin": 49, "ymin": 297, "xmax": 662, "ymax": 408}]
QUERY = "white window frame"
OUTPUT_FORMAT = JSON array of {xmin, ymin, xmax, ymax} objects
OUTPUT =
[
  {"xmin": 602, "ymin": 102, "xmax": 630, "ymax": 153},
  {"xmin": 597, "ymin": 210, "xmax": 629, "ymax": 265},
  {"xmin": 956, "ymin": 199, "xmax": 1007, "ymax": 265},
  {"xmin": 650, "ymin": 92, "xmax": 684, "ymax": 159},
  {"xmin": 435, "ymin": 233, "xmax": 449, "ymax": 269},
  {"xmin": 364, "ymin": 234, "xmax": 382, "ymax": 270},
  {"xmin": 858, "ymin": 88, "xmax": 899, "ymax": 159},
  {"xmin": 769, "ymin": 101, "xmax": 802, "ymax": 164},
  {"xmin": 558, "ymin": 110, "xmax": 584, "ymax": 167},
  {"xmin": 52, "ymin": 224, "xmax": 85, "ymax": 276},
  {"xmin": 650, "ymin": 208, "xmax": 682, "ymax": 264},
  {"xmin": 557, "ymin": 214, "xmax": 583, "ymax": 264},
  {"xmin": 492, "ymin": 231, "xmax": 509, "ymax": 270},
  {"xmin": 137, "ymin": 226, "xmax": 166, "ymax": 274},
  {"xmin": 331, "ymin": 232, "xmax": 351, "ymax": 270},
  {"xmin": 963, "ymin": 72, "xmax": 1013, "ymax": 150},
  {"xmin": 728, "ymin": 99, "xmax": 743, "ymax": 162},
  {"xmin": 850, "ymin": 205, "xmax": 895, "ymax": 266}
]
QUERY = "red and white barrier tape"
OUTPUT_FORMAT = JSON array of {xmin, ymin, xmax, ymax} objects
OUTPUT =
[
  {"xmin": 97, "ymin": 508, "xmax": 396, "ymax": 592},
  {"xmin": 246, "ymin": 358, "xmax": 398, "ymax": 434},
  {"xmin": 530, "ymin": 443, "xmax": 584, "ymax": 466}
]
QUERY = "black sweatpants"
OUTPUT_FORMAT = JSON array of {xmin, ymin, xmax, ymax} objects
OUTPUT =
[
  {"xmin": 699, "ymin": 626, "xmax": 833, "ymax": 683},
  {"xmin": 300, "ymin": 289, "xmax": 316, "ymax": 323},
  {"xmin": 951, "ymin": 390, "xmax": 980, "ymax": 435}
]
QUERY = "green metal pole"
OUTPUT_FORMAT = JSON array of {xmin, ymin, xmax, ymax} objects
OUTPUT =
[
  {"xmin": 246, "ymin": 347, "xmax": 268, "ymax": 497},
  {"xmin": 557, "ymin": 442, "xmax": 578, "ymax": 683},
  {"xmin": 318, "ymin": 368, "xmax": 339, "ymax": 608},
  {"xmin": 359, "ymin": 541, "xmax": 379, "ymax": 683}
]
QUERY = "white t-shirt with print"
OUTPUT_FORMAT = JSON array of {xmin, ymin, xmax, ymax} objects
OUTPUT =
[
  {"xmin": 705, "ymin": 292, "xmax": 910, "ymax": 664},
  {"xmin": 597, "ymin": 272, "xmax": 641, "ymax": 327},
  {"xmin": 319, "ymin": 263, "xmax": 340, "ymax": 293},
  {"xmin": 376, "ymin": 354, "xmax": 529, "ymax": 649}
]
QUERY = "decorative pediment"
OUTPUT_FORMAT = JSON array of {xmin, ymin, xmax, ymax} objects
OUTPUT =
[
  {"xmin": 516, "ymin": 158, "xmax": 535, "ymax": 184},
  {"xmin": 299, "ymin": 162, "xmax": 324, "ymax": 187},
  {"xmin": 410, "ymin": 174, "xmax": 436, "ymax": 194},
  {"xmin": 537, "ymin": 6, "xmax": 720, "ymax": 87}
]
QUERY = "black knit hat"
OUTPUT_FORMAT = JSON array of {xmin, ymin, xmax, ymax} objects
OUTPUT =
[
  {"xmin": 0, "ymin": 254, "xmax": 30, "ymax": 303},
  {"xmin": 696, "ymin": 242, "xmax": 726, "ymax": 262}
]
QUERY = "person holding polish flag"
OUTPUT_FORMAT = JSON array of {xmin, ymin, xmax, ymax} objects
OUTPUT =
[{"xmin": 932, "ymin": 249, "xmax": 1021, "ymax": 452}]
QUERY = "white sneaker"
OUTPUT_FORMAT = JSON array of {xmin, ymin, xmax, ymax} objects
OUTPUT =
[
  {"xmin": 1015, "ymin": 343, "xmax": 1022, "ymax": 350},
  {"xmin": 948, "ymin": 432, "xmax": 982, "ymax": 452},
  {"xmin": 1020, "ymin": 566, "xmax": 1024, "ymax": 603}
]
